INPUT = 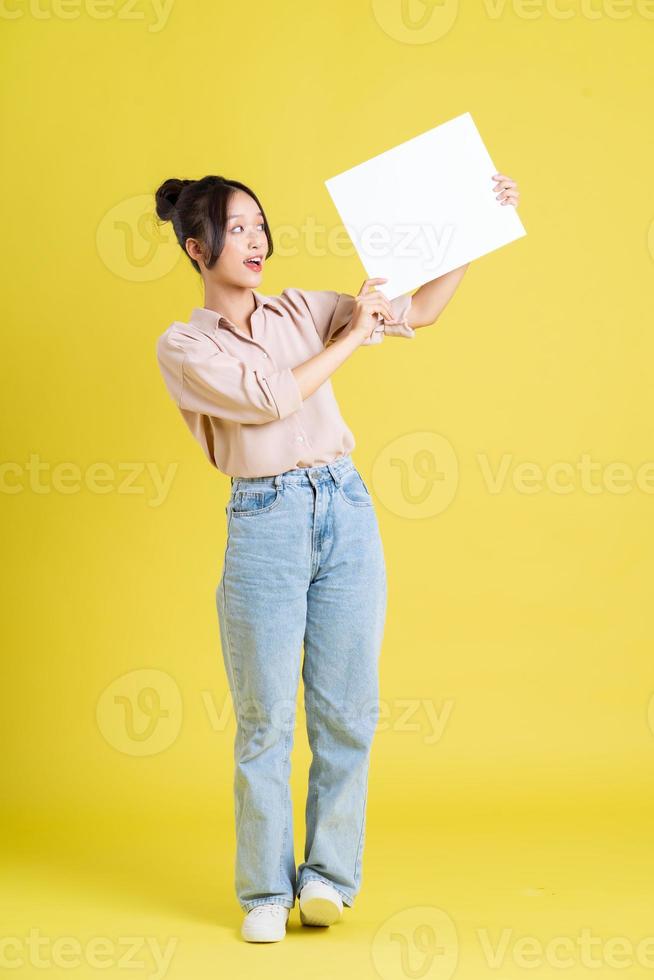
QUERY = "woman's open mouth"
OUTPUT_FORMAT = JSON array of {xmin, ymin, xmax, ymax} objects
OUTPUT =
[{"xmin": 244, "ymin": 257, "xmax": 263, "ymax": 271}]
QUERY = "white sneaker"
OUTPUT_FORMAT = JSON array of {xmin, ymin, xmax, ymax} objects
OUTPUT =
[
  {"xmin": 241, "ymin": 903, "xmax": 290, "ymax": 942},
  {"xmin": 298, "ymin": 880, "xmax": 344, "ymax": 926}
]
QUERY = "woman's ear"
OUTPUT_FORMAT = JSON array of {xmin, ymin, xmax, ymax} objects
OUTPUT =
[{"xmin": 185, "ymin": 237, "xmax": 205, "ymax": 266}]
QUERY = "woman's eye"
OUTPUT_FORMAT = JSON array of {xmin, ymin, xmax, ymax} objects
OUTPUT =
[{"xmin": 231, "ymin": 223, "xmax": 265, "ymax": 233}]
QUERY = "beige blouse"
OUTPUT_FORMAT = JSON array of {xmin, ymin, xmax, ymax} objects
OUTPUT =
[{"xmin": 156, "ymin": 286, "xmax": 414, "ymax": 477}]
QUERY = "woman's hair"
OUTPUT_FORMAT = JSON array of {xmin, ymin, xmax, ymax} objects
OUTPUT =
[{"xmin": 154, "ymin": 175, "xmax": 273, "ymax": 275}]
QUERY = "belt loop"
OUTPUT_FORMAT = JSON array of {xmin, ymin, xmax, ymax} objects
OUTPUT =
[
  {"xmin": 274, "ymin": 473, "xmax": 281, "ymax": 488},
  {"xmin": 326, "ymin": 461, "xmax": 341, "ymax": 486}
]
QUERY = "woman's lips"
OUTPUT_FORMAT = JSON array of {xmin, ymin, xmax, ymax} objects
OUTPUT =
[{"xmin": 244, "ymin": 259, "xmax": 262, "ymax": 271}]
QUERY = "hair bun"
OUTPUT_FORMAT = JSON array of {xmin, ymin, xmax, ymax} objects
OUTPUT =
[{"xmin": 155, "ymin": 177, "xmax": 194, "ymax": 221}]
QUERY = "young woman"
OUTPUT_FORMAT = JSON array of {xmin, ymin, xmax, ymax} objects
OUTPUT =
[{"xmin": 154, "ymin": 173, "xmax": 520, "ymax": 943}]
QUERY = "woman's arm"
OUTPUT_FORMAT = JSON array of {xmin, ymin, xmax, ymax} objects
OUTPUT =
[
  {"xmin": 292, "ymin": 278, "xmax": 392, "ymax": 400},
  {"xmin": 407, "ymin": 172, "xmax": 521, "ymax": 330},
  {"xmin": 291, "ymin": 327, "xmax": 364, "ymax": 400},
  {"xmin": 407, "ymin": 263, "xmax": 470, "ymax": 329}
]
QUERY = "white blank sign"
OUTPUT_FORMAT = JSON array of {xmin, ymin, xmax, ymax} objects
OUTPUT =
[{"xmin": 324, "ymin": 111, "xmax": 526, "ymax": 301}]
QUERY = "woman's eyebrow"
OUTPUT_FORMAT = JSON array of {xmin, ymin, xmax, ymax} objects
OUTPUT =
[{"xmin": 228, "ymin": 211, "xmax": 264, "ymax": 219}]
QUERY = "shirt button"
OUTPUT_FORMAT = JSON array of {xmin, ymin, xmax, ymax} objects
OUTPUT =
[
  {"xmin": 296, "ymin": 436, "xmax": 304, "ymax": 443},
  {"xmin": 262, "ymin": 352, "xmax": 268, "ymax": 358}
]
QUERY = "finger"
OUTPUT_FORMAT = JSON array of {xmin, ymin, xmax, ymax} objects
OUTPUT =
[
  {"xmin": 360, "ymin": 290, "xmax": 393, "ymax": 318},
  {"xmin": 359, "ymin": 277, "xmax": 388, "ymax": 296},
  {"xmin": 359, "ymin": 297, "xmax": 392, "ymax": 324},
  {"xmin": 359, "ymin": 289, "xmax": 385, "ymax": 304},
  {"xmin": 373, "ymin": 297, "xmax": 395, "ymax": 321}
]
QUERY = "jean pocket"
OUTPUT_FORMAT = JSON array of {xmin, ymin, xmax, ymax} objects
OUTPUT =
[
  {"xmin": 230, "ymin": 485, "xmax": 282, "ymax": 517},
  {"xmin": 338, "ymin": 469, "xmax": 373, "ymax": 507}
]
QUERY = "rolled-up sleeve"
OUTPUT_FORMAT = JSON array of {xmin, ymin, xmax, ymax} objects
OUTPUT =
[
  {"xmin": 156, "ymin": 330, "xmax": 303, "ymax": 424},
  {"xmin": 288, "ymin": 287, "xmax": 415, "ymax": 347}
]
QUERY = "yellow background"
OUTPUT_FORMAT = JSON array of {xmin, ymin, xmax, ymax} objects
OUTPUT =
[{"xmin": 2, "ymin": 0, "xmax": 654, "ymax": 976}]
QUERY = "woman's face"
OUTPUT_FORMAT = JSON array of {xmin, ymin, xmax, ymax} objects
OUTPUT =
[{"xmin": 206, "ymin": 188, "xmax": 268, "ymax": 287}]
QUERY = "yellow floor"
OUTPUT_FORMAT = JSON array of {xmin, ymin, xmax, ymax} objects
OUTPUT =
[{"xmin": 3, "ymin": 799, "xmax": 653, "ymax": 979}]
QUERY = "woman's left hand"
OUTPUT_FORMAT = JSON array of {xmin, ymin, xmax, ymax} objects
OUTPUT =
[{"xmin": 492, "ymin": 173, "xmax": 520, "ymax": 207}]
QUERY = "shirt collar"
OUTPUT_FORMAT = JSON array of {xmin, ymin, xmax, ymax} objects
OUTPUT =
[{"xmin": 189, "ymin": 291, "xmax": 276, "ymax": 334}]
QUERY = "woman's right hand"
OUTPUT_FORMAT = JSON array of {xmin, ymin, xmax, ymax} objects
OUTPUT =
[{"xmin": 350, "ymin": 278, "xmax": 396, "ymax": 343}]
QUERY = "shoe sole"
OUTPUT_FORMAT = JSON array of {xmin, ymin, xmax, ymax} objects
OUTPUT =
[
  {"xmin": 299, "ymin": 896, "xmax": 342, "ymax": 927},
  {"xmin": 241, "ymin": 924, "xmax": 287, "ymax": 942}
]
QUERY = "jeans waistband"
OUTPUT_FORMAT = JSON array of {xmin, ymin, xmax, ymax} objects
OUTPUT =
[{"xmin": 231, "ymin": 453, "xmax": 355, "ymax": 489}]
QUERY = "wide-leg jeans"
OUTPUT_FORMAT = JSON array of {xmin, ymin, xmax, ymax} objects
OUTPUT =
[{"xmin": 215, "ymin": 453, "xmax": 387, "ymax": 913}]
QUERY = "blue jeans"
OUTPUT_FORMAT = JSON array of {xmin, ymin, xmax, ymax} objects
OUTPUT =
[{"xmin": 215, "ymin": 453, "xmax": 387, "ymax": 913}]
